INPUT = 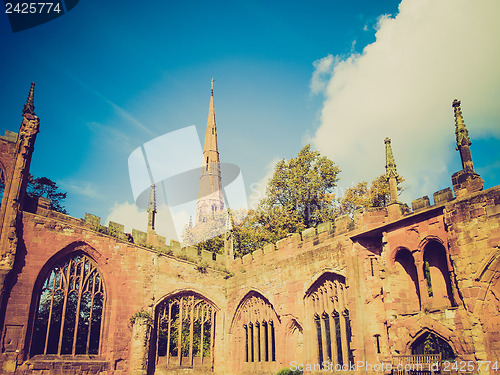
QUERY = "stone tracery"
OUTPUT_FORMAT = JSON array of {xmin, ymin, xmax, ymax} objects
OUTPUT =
[
  {"xmin": 155, "ymin": 292, "xmax": 216, "ymax": 370},
  {"xmin": 306, "ymin": 273, "xmax": 353, "ymax": 366},
  {"xmin": 30, "ymin": 252, "xmax": 105, "ymax": 356},
  {"xmin": 233, "ymin": 292, "xmax": 278, "ymax": 365}
]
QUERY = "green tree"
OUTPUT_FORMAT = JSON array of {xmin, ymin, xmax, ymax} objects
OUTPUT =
[
  {"xmin": 260, "ymin": 144, "xmax": 340, "ymax": 228},
  {"xmin": 339, "ymin": 174, "xmax": 405, "ymax": 216},
  {"xmin": 26, "ymin": 174, "xmax": 68, "ymax": 214},
  {"xmin": 234, "ymin": 145, "xmax": 340, "ymax": 256},
  {"xmin": 233, "ymin": 207, "xmax": 307, "ymax": 257}
]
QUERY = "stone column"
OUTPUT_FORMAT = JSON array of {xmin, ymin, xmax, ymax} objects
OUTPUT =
[{"xmin": 130, "ymin": 316, "xmax": 152, "ymax": 375}]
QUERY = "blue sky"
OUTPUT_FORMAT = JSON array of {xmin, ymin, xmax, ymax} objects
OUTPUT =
[{"xmin": 1, "ymin": 0, "xmax": 499, "ymax": 241}]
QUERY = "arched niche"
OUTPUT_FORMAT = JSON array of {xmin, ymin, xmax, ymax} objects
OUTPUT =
[
  {"xmin": 393, "ymin": 247, "xmax": 421, "ymax": 311},
  {"xmin": 422, "ymin": 240, "xmax": 455, "ymax": 307}
]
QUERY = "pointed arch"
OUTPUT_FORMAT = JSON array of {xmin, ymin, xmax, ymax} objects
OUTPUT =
[
  {"xmin": 153, "ymin": 290, "xmax": 217, "ymax": 370},
  {"xmin": 422, "ymin": 240, "xmax": 455, "ymax": 307},
  {"xmin": 230, "ymin": 290, "xmax": 280, "ymax": 333},
  {"xmin": 230, "ymin": 290, "xmax": 279, "ymax": 367},
  {"xmin": 304, "ymin": 271, "xmax": 353, "ymax": 366},
  {"xmin": 410, "ymin": 330, "xmax": 456, "ymax": 361},
  {"xmin": 393, "ymin": 247, "xmax": 421, "ymax": 311},
  {"xmin": 28, "ymin": 249, "xmax": 106, "ymax": 357}
]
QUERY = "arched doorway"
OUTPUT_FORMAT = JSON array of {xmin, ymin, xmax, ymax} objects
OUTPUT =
[{"xmin": 411, "ymin": 332, "xmax": 455, "ymax": 361}]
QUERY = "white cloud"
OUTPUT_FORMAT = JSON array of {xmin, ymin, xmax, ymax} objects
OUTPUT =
[
  {"xmin": 310, "ymin": 0, "xmax": 500, "ymax": 203},
  {"xmin": 61, "ymin": 180, "xmax": 102, "ymax": 199},
  {"xmin": 105, "ymin": 201, "xmax": 146, "ymax": 233},
  {"xmin": 310, "ymin": 55, "xmax": 334, "ymax": 94}
]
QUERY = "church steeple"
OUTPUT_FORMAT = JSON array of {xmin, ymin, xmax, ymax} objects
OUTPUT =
[{"xmin": 195, "ymin": 80, "xmax": 224, "ymax": 224}]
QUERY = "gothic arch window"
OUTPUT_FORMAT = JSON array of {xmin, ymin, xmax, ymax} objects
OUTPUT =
[
  {"xmin": 423, "ymin": 241, "xmax": 455, "ymax": 307},
  {"xmin": 155, "ymin": 292, "xmax": 216, "ymax": 370},
  {"xmin": 231, "ymin": 291, "xmax": 278, "ymax": 366},
  {"xmin": 30, "ymin": 252, "xmax": 105, "ymax": 356},
  {"xmin": 394, "ymin": 248, "xmax": 421, "ymax": 311},
  {"xmin": 411, "ymin": 331, "xmax": 455, "ymax": 361},
  {"xmin": 305, "ymin": 273, "xmax": 353, "ymax": 366}
]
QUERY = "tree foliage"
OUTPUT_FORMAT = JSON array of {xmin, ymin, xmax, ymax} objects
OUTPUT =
[
  {"xmin": 184, "ymin": 146, "xmax": 406, "ymax": 258},
  {"xmin": 338, "ymin": 174, "xmax": 405, "ymax": 216},
  {"xmin": 234, "ymin": 145, "xmax": 340, "ymax": 256},
  {"xmin": 260, "ymin": 145, "xmax": 340, "ymax": 228},
  {"xmin": 26, "ymin": 174, "xmax": 68, "ymax": 214},
  {"xmin": 233, "ymin": 206, "xmax": 307, "ymax": 257}
]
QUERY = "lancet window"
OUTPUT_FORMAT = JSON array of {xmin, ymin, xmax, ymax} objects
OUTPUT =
[
  {"xmin": 306, "ymin": 273, "xmax": 353, "ymax": 366},
  {"xmin": 235, "ymin": 292, "xmax": 277, "ymax": 364},
  {"xmin": 30, "ymin": 253, "xmax": 105, "ymax": 356},
  {"xmin": 156, "ymin": 293, "xmax": 216, "ymax": 369}
]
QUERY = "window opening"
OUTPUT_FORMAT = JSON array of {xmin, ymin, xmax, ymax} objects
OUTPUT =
[
  {"xmin": 156, "ymin": 293, "xmax": 215, "ymax": 368},
  {"xmin": 235, "ymin": 293, "xmax": 277, "ymax": 364},
  {"xmin": 30, "ymin": 253, "xmax": 105, "ymax": 356}
]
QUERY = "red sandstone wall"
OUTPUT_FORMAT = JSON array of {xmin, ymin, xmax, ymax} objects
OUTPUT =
[
  {"xmin": 0, "ymin": 212, "xmax": 227, "ymax": 375},
  {"xmin": 1, "ymin": 186, "xmax": 499, "ymax": 375}
]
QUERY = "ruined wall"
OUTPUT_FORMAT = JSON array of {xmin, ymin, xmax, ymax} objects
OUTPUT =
[
  {"xmin": 226, "ymin": 225, "xmax": 353, "ymax": 374},
  {"xmin": 0, "ymin": 210, "xmax": 228, "ymax": 375},
  {"xmin": 445, "ymin": 186, "xmax": 500, "ymax": 363},
  {"xmin": 0, "ymin": 172, "xmax": 499, "ymax": 375}
]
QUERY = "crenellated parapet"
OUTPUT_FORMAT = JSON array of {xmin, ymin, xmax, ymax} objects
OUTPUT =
[{"xmin": 231, "ymin": 183, "xmax": 464, "ymax": 273}]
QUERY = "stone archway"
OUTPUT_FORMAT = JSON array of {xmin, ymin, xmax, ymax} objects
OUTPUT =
[
  {"xmin": 411, "ymin": 331, "xmax": 455, "ymax": 361},
  {"xmin": 152, "ymin": 291, "xmax": 217, "ymax": 373}
]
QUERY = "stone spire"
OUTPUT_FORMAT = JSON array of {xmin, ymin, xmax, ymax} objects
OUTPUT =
[
  {"xmin": 452, "ymin": 99, "xmax": 474, "ymax": 172},
  {"xmin": 195, "ymin": 80, "xmax": 224, "ymax": 224},
  {"xmin": 451, "ymin": 99, "xmax": 483, "ymax": 196},
  {"xmin": 385, "ymin": 137, "xmax": 400, "ymax": 204},
  {"xmin": 147, "ymin": 184, "xmax": 156, "ymax": 232},
  {"xmin": 22, "ymin": 82, "xmax": 35, "ymax": 116}
]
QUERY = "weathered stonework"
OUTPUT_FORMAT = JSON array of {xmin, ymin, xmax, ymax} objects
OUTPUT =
[{"xmin": 0, "ymin": 87, "xmax": 499, "ymax": 375}]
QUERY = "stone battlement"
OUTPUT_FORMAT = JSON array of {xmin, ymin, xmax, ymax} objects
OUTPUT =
[
  {"xmin": 233, "ymin": 185, "xmax": 458, "ymax": 269},
  {"xmin": 25, "ymin": 199, "xmax": 227, "ymax": 271}
]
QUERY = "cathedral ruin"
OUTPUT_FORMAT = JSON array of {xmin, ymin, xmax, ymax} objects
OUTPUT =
[{"xmin": 0, "ymin": 83, "xmax": 499, "ymax": 375}]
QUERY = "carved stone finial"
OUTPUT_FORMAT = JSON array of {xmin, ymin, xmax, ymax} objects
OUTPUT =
[
  {"xmin": 453, "ymin": 99, "xmax": 471, "ymax": 150},
  {"xmin": 385, "ymin": 137, "xmax": 400, "ymax": 205},
  {"xmin": 385, "ymin": 137, "xmax": 399, "ymax": 180},
  {"xmin": 147, "ymin": 184, "xmax": 156, "ymax": 231},
  {"xmin": 147, "ymin": 184, "xmax": 156, "ymax": 213},
  {"xmin": 452, "ymin": 99, "xmax": 475, "ymax": 173},
  {"xmin": 22, "ymin": 82, "xmax": 35, "ymax": 116}
]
